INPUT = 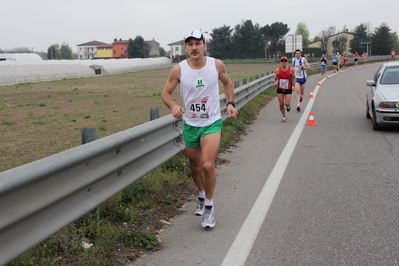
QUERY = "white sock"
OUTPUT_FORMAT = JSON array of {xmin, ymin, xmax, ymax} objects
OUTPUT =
[
  {"xmin": 199, "ymin": 190, "xmax": 205, "ymax": 199},
  {"xmin": 205, "ymin": 198, "xmax": 213, "ymax": 207}
]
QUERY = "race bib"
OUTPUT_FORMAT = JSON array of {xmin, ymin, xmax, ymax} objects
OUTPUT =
[
  {"xmin": 185, "ymin": 96, "xmax": 210, "ymax": 120},
  {"xmin": 279, "ymin": 79, "xmax": 289, "ymax": 89},
  {"xmin": 295, "ymin": 67, "xmax": 304, "ymax": 78}
]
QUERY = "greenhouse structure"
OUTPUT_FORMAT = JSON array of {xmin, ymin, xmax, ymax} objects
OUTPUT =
[{"xmin": 0, "ymin": 54, "xmax": 172, "ymax": 85}]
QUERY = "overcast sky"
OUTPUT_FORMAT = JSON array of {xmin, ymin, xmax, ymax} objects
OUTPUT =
[{"xmin": 1, "ymin": 0, "xmax": 398, "ymax": 53}]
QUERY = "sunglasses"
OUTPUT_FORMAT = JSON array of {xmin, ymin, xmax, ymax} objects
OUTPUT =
[{"xmin": 280, "ymin": 60, "xmax": 288, "ymax": 62}]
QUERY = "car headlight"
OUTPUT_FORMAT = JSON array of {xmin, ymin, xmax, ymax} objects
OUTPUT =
[{"xmin": 379, "ymin": 102, "xmax": 399, "ymax": 108}]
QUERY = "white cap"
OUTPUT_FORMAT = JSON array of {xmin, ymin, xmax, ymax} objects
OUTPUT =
[{"xmin": 184, "ymin": 30, "xmax": 206, "ymax": 43}]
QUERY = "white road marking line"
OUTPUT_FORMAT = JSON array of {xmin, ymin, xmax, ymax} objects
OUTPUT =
[{"xmin": 220, "ymin": 79, "xmax": 324, "ymax": 266}]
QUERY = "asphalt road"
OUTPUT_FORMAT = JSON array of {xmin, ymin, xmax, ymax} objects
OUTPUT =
[{"xmin": 134, "ymin": 62, "xmax": 399, "ymax": 266}]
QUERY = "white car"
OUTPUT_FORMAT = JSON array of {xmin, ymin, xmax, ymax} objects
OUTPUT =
[{"xmin": 366, "ymin": 62, "xmax": 399, "ymax": 130}]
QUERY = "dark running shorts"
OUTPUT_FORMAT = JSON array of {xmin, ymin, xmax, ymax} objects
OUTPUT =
[{"xmin": 276, "ymin": 88, "xmax": 293, "ymax": 94}]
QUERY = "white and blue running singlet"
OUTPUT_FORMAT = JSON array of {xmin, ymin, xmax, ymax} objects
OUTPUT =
[{"xmin": 292, "ymin": 57, "xmax": 307, "ymax": 80}]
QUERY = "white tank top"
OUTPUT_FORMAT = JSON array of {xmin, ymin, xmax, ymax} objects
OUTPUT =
[
  {"xmin": 292, "ymin": 57, "xmax": 307, "ymax": 79},
  {"xmin": 179, "ymin": 56, "xmax": 221, "ymax": 127}
]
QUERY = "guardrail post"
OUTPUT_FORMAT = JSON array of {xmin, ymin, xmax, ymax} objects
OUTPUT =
[
  {"xmin": 243, "ymin": 78, "xmax": 247, "ymax": 85},
  {"xmin": 255, "ymin": 75, "xmax": 259, "ymax": 79},
  {"xmin": 150, "ymin": 107, "xmax": 160, "ymax": 120},
  {"xmin": 249, "ymin": 77, "xmax": 254, "ymax": 82},
  {"xmin": 234, "ymin": 81, "xmax": 240, "ymax": 88},
  {"xmin": 81, "ymin": 127, "xmax": 99, "ymax": 220},
  {"xmin": 81, "ymin": 127, "xmax": 97, "ymax": 144}
]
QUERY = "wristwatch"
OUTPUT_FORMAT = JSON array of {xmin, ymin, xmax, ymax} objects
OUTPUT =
[{"xmin": 226, "ymin": 101, "xmax": 236, "ymax": 108}]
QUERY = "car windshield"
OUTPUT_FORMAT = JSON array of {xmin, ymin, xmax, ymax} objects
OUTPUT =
[{"xmin": 381, "ymin": 66, "xmax": 399, "ymax": 84}]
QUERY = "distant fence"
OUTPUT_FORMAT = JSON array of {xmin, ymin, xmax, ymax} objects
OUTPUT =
[{"xmin": 0, "ymin": 55, "xmax": 391, "ymax": 265}]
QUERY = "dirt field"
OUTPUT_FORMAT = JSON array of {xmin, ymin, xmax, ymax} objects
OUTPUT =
[{"xmin": 0, "ymin": 62, "xmax": 278, "ymax": 172}]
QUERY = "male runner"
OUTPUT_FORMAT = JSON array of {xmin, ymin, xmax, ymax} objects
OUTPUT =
[
  {"xmin": 320, "ymin": 54, "xmax": 328, "ymax": 77},
  {"xmin": 292, "ymin": 49, "xmax": 311, "ymax": 112},
  {"xmin": 162, "ymin": 30, "xmax": 238, "ymax": 228},
  {"xmin": 273, "ymin": 56, "xmax": 296, "ymax": 122}
]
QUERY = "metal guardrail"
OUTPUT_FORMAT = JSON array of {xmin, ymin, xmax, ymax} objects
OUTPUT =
[
  {"xmin": 0, "ymin": 72, "xmax": 277, "ymax": 265},
  {"xmin": 0, "ymin": 55, "xmax": 391, "ymax": 264}
]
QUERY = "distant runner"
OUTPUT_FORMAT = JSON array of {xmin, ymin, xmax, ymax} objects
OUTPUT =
[
  {"xmin": 353, "ymin": 52, "xmax": 360, "ymax": 66},
  {"xmin": 362, "ymin": 51, "xmax": 367, "ymax": 65},
  {"xmin": 320, "ymin": 54, "xmax": 328, "ymax": 77},
  {"xmin": 292, "ymin": 49, "xmax": 311, "ymax": 112},
  {"xmin": 273, "ymin": 56, "xmax": 296, "ymax": 122}
]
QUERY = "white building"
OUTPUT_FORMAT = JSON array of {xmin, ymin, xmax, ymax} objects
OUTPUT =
[
  {"xmin": 76, "ymin": 40, "xmax": 110, "ymax": 59},
  {"xmin": 168, "ymin": 40, "xmax": 185, "ymax": 61}
]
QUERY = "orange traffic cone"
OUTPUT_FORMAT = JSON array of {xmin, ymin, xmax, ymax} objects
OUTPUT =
[
  {"xmin": 350, "ymin": 67, "xmax": 353, "ymax": 70},
  {"xmin": 326, "ymin": 75, "xmax": 330, "ymax": 79},
  {"xmin": 317, "ymin": 81, "xmax": 321, "ymax": 86},
  {"xmin": 308, "ymin": 90, "xmax": 315, "ymax": 98},
  {"xmin": 306, "ymin": 112, "xmax": 317, "ymax": 126}
]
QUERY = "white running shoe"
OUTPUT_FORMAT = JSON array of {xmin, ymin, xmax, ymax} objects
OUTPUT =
[
  {"xmin": 202, "ymin": 206, "xmax": 216, "ymax": 228},
  {"xmin": 195, "ymin": 198, "xmax": 205, "ymax": 216}
]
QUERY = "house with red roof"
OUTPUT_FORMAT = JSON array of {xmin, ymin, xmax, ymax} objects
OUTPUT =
[{"xmin": 76, "ymin": 40, "xmax": 111, "ymax": 59}]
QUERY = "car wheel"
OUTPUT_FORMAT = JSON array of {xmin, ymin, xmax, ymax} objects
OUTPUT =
[
  {"xmin": 372, "ymin": 105, "xmax": 382, "ymax": 131},
  {"xmin": 366, "ymin": 101, "xmax": 371, "ymax": 119}
]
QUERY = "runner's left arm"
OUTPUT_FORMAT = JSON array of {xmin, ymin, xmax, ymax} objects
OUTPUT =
[{"xmin": 216, "ymin": 59, "xmax": 237, "ymax": 119}]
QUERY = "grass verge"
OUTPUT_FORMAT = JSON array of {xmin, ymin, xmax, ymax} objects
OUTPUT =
[{"xmin": 7, "ymin": 87, "xmax": 277, "ymax": 266}]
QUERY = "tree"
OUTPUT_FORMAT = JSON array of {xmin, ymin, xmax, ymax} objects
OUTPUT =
[
  {"xmin": 261, "ymin": 22, "xmax": 289, "ymax": 57},
  {"xmin": 312, "ymin": 36, "xmax": 321, "ymax": 43},
  {"xmin": 208, "ymin": 25, "xmax": 233, "ymax": 59},
  {"xmin": 47, "ymin": 44, "xmax": 60, "ymax": 59},
  {"xmin": 47, "ymin": 43, "xmax": 72, "ymax": 59},
  {"xmin": 391, "ymin": 32, "xmax": 399, "ymax": 53},
  {"xmin": 159, "ymin": 47, "xmax": 166, "ymax": 57},
  {"xmin": 59, "ymin": 42, "xmax": 73, "ymax": 59},
  {"xmin": 350, "ymin": 23, "xmax": 368, "ymax": 54},
  {"xmin": 231, "ymin": 20, "xmax": 264, "ymax": 58},
  {"xmin": 336, "ymin": 34, "xmax": 348, "ymax": 54},
  {"xmin": 128, "ymin": 35, "xmax": 146, "ymax": 58},
  {"xmin": 372, "ymin": 23, "xmax": 393, "ymax": 55},
  {"xmin": 295, "ymin": 22, "xmax": 310, "ymax": 47}
]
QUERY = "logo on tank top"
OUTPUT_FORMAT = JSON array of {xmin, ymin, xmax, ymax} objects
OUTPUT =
[{"xmin": 193, "ymin": 77, "xmax": 207, "ymax": 90}]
